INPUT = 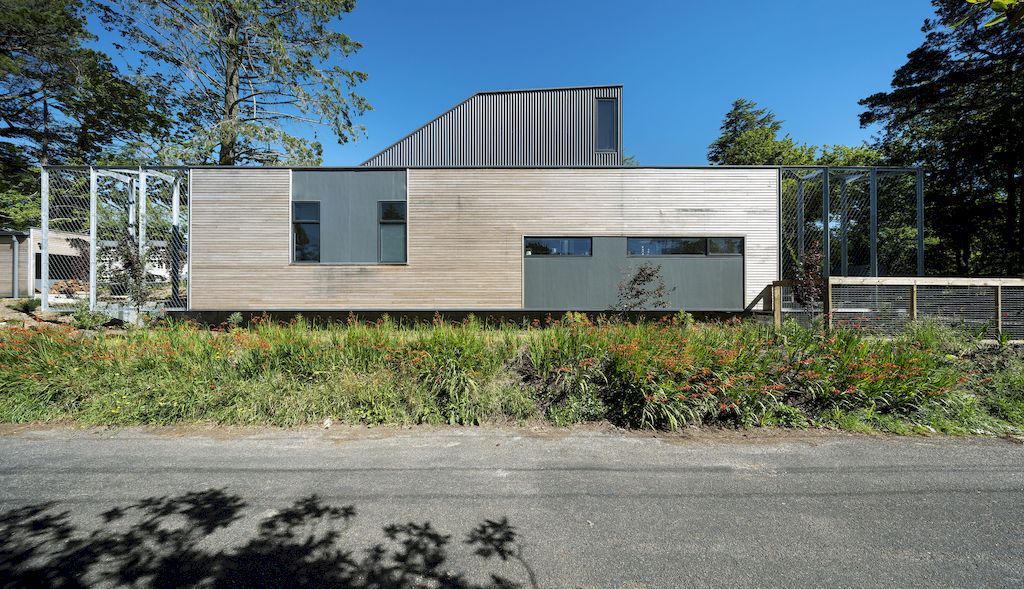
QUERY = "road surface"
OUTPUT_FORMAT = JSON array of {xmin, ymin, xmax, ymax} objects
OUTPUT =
[{"xmin": 1, "ymin": 426, "xmax": 1022, "ymax": 588}]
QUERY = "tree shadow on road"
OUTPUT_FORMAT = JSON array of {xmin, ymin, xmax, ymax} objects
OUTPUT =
[{"xmin": 0, "ymin": 489, "xmax": 539, "ymax": 588}]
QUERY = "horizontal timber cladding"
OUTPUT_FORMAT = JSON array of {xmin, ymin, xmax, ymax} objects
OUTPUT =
[
  {"xmin": 362, "ymin": 86, "xmax": 622, "ymax": 167},
  {"xmin": 188, "ymin": 167, "xmax": 778, "ymax": 310}
]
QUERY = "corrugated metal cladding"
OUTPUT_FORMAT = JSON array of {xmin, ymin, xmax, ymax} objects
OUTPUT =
[{"xmin": 361, "ymin": 86, "xmax": 622, "ymax": 167}]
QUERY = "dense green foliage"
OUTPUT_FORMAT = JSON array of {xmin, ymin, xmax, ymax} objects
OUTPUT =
[
  {"xmin": 0, "ymin": 0, "xmax": 371, "ymax": 230},
  {"xmin": 0, "ymin": 0, "xmax": 160, "ymax": 229},
  {"xmin": 863, "ymin": 0, "xmax": 1024, "ymax": 275},
  {"xmin": 707, "ymin": 99, "xmax": 880, "ymax": 168},
  {"xmin": 957, "ymin": 0, "xmax": 1023, "ymax": 28},
  {"xmin": 0, "ymin": 316, "xmax": 1020, "ymax": 434}
]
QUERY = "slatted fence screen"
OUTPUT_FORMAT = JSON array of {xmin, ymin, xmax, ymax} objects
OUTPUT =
[{"xmin": 826, "ymin": 278, "xmax": 1024, "ymax": 339}]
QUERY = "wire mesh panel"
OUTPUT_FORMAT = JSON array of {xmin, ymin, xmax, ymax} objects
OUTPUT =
[
  {"xmin": 831, "ymin": 284, "xmax": 912, "ymax": 333},
  {"xmin": 780, "ymin": 167, "xmax": 922, "ymax": 282},
  {"xmin": 916, "ymin": 285, "xmax": 998, "ymax": 338},
  {"xmin": 43, "ymin": 167, "xmax": 189, "ymax": 316},
  {"xmin": 877, "ymin": 172, "xmax": 919, "ymax": 276},
  {"xmin": 779, "ymin": 284, "xmax": 819, "ymax": 328},
  {"xmin": 139, "ymin": 170, "xmax": 188, "ymax": 310},
  {"xmin": 779, "ymin": 168, "xmax": 825, "ymax": 281},
  {"xmin": 1002, "ymin": 287, "xmax": 1024, "ymax": 340},
  {"xmin": 42, "ymin": 168, "xmax": 92, "ymax": 311},
  {"xmin": 828, "ymin": 170, "xmax": 872, "ymax": 277}
]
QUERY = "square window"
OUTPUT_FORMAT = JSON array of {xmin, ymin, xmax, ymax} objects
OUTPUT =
[
  {"xmin": 379, "ymin": 201, "xmax": 406, "ymax": 222},
  {"xmin": 293, "ymin": 201, "xmax": 320, "ymax": 222}
]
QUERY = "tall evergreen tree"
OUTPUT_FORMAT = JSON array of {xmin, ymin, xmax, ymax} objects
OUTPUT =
[
  {"xmin": 861, "ymin": 0, "xmax": 1024, "ymax": 275},
  {"xmin": 93, "ymin": 0, "xmax": 372, "ymax": 166},
  {"xmin": 0, "ymin": 0, "xmax": 160, "ymax": 229},
  {"xmin": 707, "ymin": 99, "xmax": 815, "ymax": 166}
]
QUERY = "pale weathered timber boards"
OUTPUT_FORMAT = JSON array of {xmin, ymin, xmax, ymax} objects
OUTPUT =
[{"xmin": 189, "ymin": 168, "xmax": 779, "ymax": 310}]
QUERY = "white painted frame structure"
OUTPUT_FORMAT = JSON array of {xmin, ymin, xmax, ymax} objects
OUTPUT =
[{"xmin": 40, "ymin": 166, "xmax": 188, "ymax": 314}]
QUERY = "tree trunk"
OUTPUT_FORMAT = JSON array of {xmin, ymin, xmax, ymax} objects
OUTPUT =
[{"xmin": 218, "ymin": 10, "xmax": 241, "ymax": 166}]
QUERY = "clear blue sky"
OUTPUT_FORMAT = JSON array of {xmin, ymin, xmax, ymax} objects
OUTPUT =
[{"xmin": 95, "ymin": 0, "xmax": 940, "ymax": 166}]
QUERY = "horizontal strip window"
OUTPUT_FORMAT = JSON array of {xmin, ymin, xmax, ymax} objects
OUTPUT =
[
  {"xmin": 292, "ymin": 201, "xmax": 320, "ymax": 263},
  {"xmin": 524, "ymin": 237, "xmax": 592, "ymax": 257},
  {"xmin": 627, "ymin": 237, "xmax": 743, "ymax": 257}
]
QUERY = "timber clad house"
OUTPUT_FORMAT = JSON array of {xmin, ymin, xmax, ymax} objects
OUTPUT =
[{"xmin": 17, "ymin": 85, "xmax": 926, "ymax": 316}]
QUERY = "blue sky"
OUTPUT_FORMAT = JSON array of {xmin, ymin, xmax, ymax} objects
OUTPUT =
[{"xmin": 95, "ymin": 0, "xmax": 939, "ymax": 166}]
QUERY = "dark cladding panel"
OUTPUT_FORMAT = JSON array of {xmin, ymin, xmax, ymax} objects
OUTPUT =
[{"xmin": 362, "ymin": 86, "xmax": 623, "ymax": 167}]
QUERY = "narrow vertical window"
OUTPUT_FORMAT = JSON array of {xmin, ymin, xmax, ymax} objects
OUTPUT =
[
  {"xmin": 596, "ymin": 98, "xmax": 618, "ymax": 151},
  {"xmin": 378, "ymin": 201, "xmax": 407, "ymax": 264},
  {"xmin": 293, "ymin": 201, "xmax": 320, "ymax": 262}
]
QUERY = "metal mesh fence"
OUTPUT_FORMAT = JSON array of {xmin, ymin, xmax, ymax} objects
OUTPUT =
[
  {"xmin": 831, "ymin": 284, "xmax": 911, "ymax": 333},
  {"xmin": 779, "ymin": 168, "xmax": 824, "ymax": 281},
  {"xmin": 1002, "ymin": 288, "xmax": 1024, "ymax": 340},
  {"xmin": 826, "ymin": 280, "xmax": 1021, "ymax": 339},
  {"xmin": 42, "ymin": 168, "xmax": 91, "ymax": 311},
  {"xmin": 916, "ymin": 285, "xmax": 998, "ymax": 339},
  {"xmin": 779, "ymin": 284, "xmax": 822, "ymax": 328},
  {"xmin": 779, "ymin": 168, "xmax": 922, "ymax": 281},
  {"xmin": 42, "ymin": 167, "xmax": 189, "ymax": 316}
]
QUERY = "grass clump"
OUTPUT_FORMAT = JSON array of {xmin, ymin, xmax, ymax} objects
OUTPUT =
[
  {"xmin": 11, "ymin": 298, "xmax": 41, "ymax": 314},
  {"xmin": 0, "ymin": 315, "xmax": 1021, "ymax": 434}
]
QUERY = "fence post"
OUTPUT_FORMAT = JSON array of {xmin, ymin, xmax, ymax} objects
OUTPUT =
[
  {"xmin": 996, "ymin": 285, "xmax": 1003, "ymax": 339},
  {"xmin": 910, "ymin": 284, "xmax": 918, "ymax": 322},
  {"xmin": 773, "ymin": 284, "xmax": 783, "ymax": 329},
  {"xmin": 89, "ymin": 168, "xmax": 97, "ymax": 311},
  {"xmin": 40, "ymin": 167, "xmax": 49, "ymax": 313},
  {"xmin": 825, "ymin": 279, "xmax": 833, "ymax": 330}
]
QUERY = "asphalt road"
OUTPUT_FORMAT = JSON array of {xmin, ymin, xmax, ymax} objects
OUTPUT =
[{"xmin": 1, "ymin": 426, "xmax": 1022, "ymax": 588}]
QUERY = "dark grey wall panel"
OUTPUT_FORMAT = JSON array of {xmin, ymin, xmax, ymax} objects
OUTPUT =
[
  {"xmin": 292, "ymin": 170, "xmax": 405, "ymax": 264},
  {"xmin": 524, "ymin": 237, "xmax": 744, "ymax": 311},
  {"xmin": 362, "ymin": 86, "xmax": 623, "ymax": 167}
]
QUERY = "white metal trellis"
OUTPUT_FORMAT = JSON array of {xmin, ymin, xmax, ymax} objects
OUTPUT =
[{"xmin": 40, "ymin": 166, "xmax": 190, "ymax": 317}]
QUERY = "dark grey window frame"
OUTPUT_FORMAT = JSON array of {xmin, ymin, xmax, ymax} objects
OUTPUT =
[
  {"xmin": 595, "ymin": 98, "xmax": 619, "ymax": 153},
  {"xmin": 377, "ymin": 201, "xmax": 407, "ymax": 264},
  {"xmin": 625, "ymin": 237, "xmax": 745, "ymax": 258},
  {"xmin": 292, "ymin": 200, "xmax": 321, "ymax": 263},
  {"xmin": 523, "ymin": 237, "xmax": 593, "ymax": 257}
]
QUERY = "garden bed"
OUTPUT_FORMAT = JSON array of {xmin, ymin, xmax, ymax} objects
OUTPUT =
[{"xmin": 0, "ymin": 314, "xmax": 1021, "ymax": 434}]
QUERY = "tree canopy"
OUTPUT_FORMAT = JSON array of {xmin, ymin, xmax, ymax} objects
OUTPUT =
[
  {"xmin": 955, "ymin": 0, "xmax": 1023, "ymax": 28},
  {"xmin": 0, "ymin": 0, "xmax": 159, "ymax": 229},
  {"xmin": 862, "ymin": 0, "xmax": 1023, "ymax": 275},
  {"xmin": 92, "ymin": 0, "xmax": 372, "ymax": 166},
  {"xmin": 707, "ymin": 98, "xmax": 876, "ymax": 168}
]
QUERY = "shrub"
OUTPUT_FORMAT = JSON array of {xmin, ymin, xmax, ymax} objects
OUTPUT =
[
  {"xmin": 12, "ymin": 298, "xmax": 41, "ymax": 314},
  {"xmin": 68, "ymin": 301, "xmax": 110, "ymax": 331}
]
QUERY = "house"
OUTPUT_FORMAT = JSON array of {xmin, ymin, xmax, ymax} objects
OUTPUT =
[{"xmin": 30, "ymin": 85, "xmax": 924, "ymax": 314}]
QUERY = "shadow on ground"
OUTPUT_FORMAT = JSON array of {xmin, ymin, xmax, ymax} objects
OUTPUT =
[{"xmin": 0, "ymin": 489, "xmax": 539, "ymax": 588}]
